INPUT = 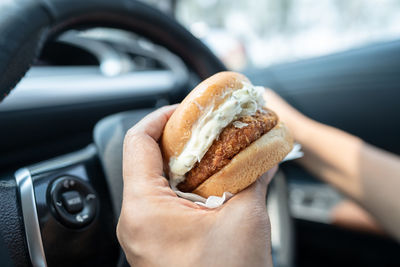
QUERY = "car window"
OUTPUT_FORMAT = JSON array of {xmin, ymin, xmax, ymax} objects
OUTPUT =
[{"xmin": 175, "ymin": 0, "xmax": 400, "ymax": 70}]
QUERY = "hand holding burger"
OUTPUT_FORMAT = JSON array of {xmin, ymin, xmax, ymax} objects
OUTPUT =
[
  {"xmin": 118, "ymin": 105, "xmax": 276, "ymax": 267},
  {"xmin": 117, "ymin": 72, "xmax": 292, "ymax": 266}
]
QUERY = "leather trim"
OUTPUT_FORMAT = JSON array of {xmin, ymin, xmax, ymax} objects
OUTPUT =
[{"xmin": 0, "ymin": 174, "xmax": 30, "ymax": 266}]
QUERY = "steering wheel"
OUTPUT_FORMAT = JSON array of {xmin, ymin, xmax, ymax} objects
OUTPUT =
[{"xmin": 0, "ymin": 0, "xmax": 293, "ymax": 266}]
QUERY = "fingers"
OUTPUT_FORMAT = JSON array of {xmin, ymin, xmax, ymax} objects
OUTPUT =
[
  {"xmin": 258, "ymin": 166, "xmax": 278, "ymax": 189},
  {"xmin": 127, "ymin": 105, "xmax": 178, "ymax": 140},
  {"xmin": 228, "ymin": 166, "xmax": 278, "ymax": 203},
  {"xmin": 219, "ymin": 167, "xmax": 278, "ymax": 224},
  {"xmin": 123, "ymin": 105, "xmax": 177, "ymax": 184}
]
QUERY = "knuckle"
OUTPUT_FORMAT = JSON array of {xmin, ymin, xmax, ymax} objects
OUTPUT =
[
  {"xmin": 120, "ymin": 202, "xmax": 150, "ymax": 231},
  {"xmin": 125, "ymin": 128, "xmax": 139, "ymax": 141},
  {"xmin": 152, "ymin": 176, "xmax": 169, "ymax": 187},
  {"xmin": 124, "ymin": 130, "xmax": 146, "ymax": 149},
  {"xmin": 116, "ymin": 220, "xmax": 124, "ymax": 243}
]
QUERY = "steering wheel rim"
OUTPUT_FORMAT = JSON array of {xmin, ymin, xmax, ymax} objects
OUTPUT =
[{"xmin": 0, "ymin": 0, "xmax": 226, "ymax": 102}]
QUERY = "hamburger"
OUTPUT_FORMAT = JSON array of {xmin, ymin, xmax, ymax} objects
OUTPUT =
[{"xmin": 161, "ymin": 72, "xmax": 293, "ymax": 198}]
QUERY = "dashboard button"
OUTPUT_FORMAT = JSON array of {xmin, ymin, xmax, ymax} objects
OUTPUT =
[
  {"xmin": 61, "ymin": 191, "xmax": 83, "ymax": 214},
  {"xmin": 49, "ymin": 176, "xmax": 98, "ymax": 228}
]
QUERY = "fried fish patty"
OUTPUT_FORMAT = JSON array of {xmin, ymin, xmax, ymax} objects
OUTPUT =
[{"xmin": 177, "ymin": 108, "xmax": 278, "ymax": 192}]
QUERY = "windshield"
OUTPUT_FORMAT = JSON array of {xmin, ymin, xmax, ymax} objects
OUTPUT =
[{"xmin": 176, "ymin": 0, "xmax": 400, "ymax": 70}]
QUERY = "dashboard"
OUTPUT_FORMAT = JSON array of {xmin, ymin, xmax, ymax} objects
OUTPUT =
[{"xmin": 0, "ymin": 28, "xmax": 192, "ymax": 174}]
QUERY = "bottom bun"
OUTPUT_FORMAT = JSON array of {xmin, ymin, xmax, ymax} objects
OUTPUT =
[{"xmin": 192, "ymin": 122, "xmax": 293, "ymax": 198}]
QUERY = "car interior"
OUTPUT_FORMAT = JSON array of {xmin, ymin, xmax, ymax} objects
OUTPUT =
[{"xmin": 0, "ymin": 0, "xmax": 399, "ymax": 267}]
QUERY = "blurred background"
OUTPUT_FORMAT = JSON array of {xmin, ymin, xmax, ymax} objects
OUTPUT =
[
  {"xmin": 1, "ymin": 1, "xmax": 400, "ymax": 267},
  {"xmin": 147, "ymin": 0, "xmax": 400, "ymax": 70}
]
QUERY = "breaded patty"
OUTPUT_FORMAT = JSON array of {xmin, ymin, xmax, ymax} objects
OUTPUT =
[{"xmin": 177, "ymin": 108, "xmax": 278, "ymax": 192}]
